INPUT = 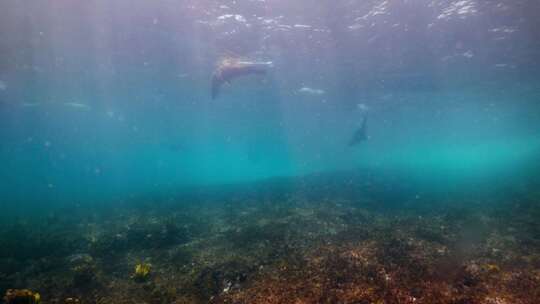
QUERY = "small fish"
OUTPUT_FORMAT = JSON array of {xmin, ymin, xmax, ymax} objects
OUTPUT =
[
  {"xmin": 64, "ymin": 102, "xmax": 91, "ymax": 110},
  {"xmin": 298, "ymin": 87, "xmax": 325, "ymax": 95},
  {"xmin": 357, "ymin": 103, "xmax": 369, "ymax": 112},
  {"xmin": 237, "ymin": 61, "xmax": 273, "ymax": 67},
  {"xmin": 21, "ymin": 102, "xmax": 42, "ymax": 107}
]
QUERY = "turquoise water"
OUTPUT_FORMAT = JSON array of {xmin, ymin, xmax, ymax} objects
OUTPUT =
[
  {"xmin": 1, "ymin": 86, "xmax": 539, "ymax": 211},
  {"xmin": 0, "ymin": 0, "xmax": 539, "ymax": 210}
]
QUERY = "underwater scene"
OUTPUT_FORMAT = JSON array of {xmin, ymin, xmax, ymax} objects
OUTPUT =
[{"xmin": 1, "ymin": 0, "xmax": 540, "ymax": 303}]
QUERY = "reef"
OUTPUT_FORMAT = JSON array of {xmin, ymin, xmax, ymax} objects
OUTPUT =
[{"xmin": 0, "ymin": 172, "xmax": 539, "ymax": 303}]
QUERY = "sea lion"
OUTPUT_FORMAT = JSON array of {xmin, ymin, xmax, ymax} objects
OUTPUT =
[
  {"xmin": 211, "ymin": 58, "xmax": 272, "ymax": 99},
  {"xmin": 348, "ymin": 116, "xmax": 368, "ymax": 147}
]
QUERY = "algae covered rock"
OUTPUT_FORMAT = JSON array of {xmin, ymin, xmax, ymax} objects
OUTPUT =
[
  {"xmin": 132, "ymin": 262, "xmax": 152, "ymax": 282},
  {"xmin": 67, "ymin": 253, "xmax": 98, "ymax": 287},
  {"xmin": 4, "ymin": 289, "xmax": 41, "ymax": 304},
  {"xmin": 63, "ymin": 297, "xmax": 81, "ymax": 304}
]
